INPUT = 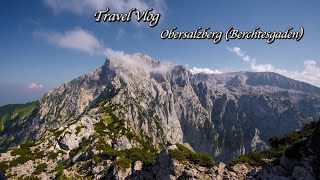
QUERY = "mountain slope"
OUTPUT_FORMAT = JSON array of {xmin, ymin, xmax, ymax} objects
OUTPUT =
[
  {"xmin": 192, "ymin": 72, "xmax": 320, "ymax": 160},
  {"xmin": 0, "ymin": 53, "xmax": 320, "ymax": 179},
  {"xmin": 0, "ymin": 101, "xmax": 39, "ymax": 152}
]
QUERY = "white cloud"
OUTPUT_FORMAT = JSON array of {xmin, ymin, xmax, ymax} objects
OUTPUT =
[
  {"xmin": 28, "ymin": 83, "xmax": 44, "ymax": 89},
  {"xmin": 277, "ymin": 60, "xmax": 320, "ymax": 87},
  {"xmin": 35, "ymin": 28, "xmax": 103, "ymax": 56},
  {"xmin": 190, "ymin": 67, "xmax": 222, "ymax": 74},
  {"xmin": 36, "ymin": 28, "xmax": 173, "ymax": 73},
  {"xmin": 103, "ymin": 48, "xmax": 134, "ymax": 62},
  {"xmin": 103, "ymin": 49, "xmax": 174, "ymax": 73},
  {"xmin": 228, "ymin": 46, "xmax": 320, "ymax": 87},
  {"xmin": 230, "ymin": 47, "xmax": 245, "ymax": 57},
  {"xmin": 227, "ymin": 47, "xmax": 256, "ymax": 65},
  {"xmin": 251, "ymin": 63, "xmax": 275, "ymax": 72},
  {"xmin": 35, "ymin": 28, "xmax": 133, "ymax": 60},
  {"xmin": 43, "ymin": 0, "xmax": 166, "ymax": 14}
]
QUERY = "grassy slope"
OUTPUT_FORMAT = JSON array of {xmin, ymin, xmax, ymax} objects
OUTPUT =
[
  {"xmin": 0, "ymin": 101, "xmax": 39, "ymax": 152},
  {"xmin": 0, "ymin": 101, "xmax": 39, "ymax": 132}
]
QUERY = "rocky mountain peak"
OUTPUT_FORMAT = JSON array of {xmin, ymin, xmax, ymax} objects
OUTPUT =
[
  {"xmin": 1, "ymin": 54, "xmax": 320, "ymax": 179},
  {"xmin": 102, "ymin": 53, "xmax": 176, "ymax": 78},
  {"xmin": 131, "ymin": 53, "xmax": 158, "ymax": 66}
]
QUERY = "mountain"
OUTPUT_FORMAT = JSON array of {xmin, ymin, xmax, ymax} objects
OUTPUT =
[
  {"xmin": 0, "ymin": 53, "xmax": 319, "ymax": 179},
  {"xmin": 0, "ymin": 101, "xmax": 39, "ymax": 152}
]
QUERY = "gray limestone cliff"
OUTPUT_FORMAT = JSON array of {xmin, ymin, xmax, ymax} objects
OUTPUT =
[{"xmin": 0, "ymin": 53, "xmax": 320, "ymax": 179}]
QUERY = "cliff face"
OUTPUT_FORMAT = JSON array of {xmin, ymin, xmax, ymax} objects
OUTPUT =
[
  {"xmin": 191, "ymin": 72, "xmax": 320, "ymax": 161},
  {"xmin": 0, "ymin": 53, "xmax": 320, "ymax": 178}
]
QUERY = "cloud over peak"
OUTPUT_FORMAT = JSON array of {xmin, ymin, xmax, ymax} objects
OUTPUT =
[
  {"xmin": 34, "ymin": 27, "xmax": 320, "ymax": 88},
  {"xmin": 189, "ymin": 67, "xmax": 222, "ymax": 74},
  {"xmin": 35, "ymin": 27, "xmax": 173, "ymax": 74}
]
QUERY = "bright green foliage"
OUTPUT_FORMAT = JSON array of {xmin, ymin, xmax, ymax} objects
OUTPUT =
[
  {"xmin": 169, "ymin": 144, "xmax": 217, "ymax": 167},
  {"xmin": 269, "ymin": 121, "xmax": 317, "ymax": 150},
  {"xmin": 0, "ymin": 101, "xmax": 39, "ymax": 132},
  {"xmin": 197, "ymin": 153, "xmax": 216, "ymax": 167},
  {"xmin": 96, "ymin": 140, "xmax": 155, "ymax": 166},
  {"xmin": 169, "ymin": 149, "xmax": 187, "ymax": 162},
  {"xmin": 54, "ymin": 160, "xmax": 70, "ymax": 179},
  {"xmin": 94, "ymin": 105, "xmax": 126, "ymax": 139},
  {"xmin": 91, "ymin": 100, "xmax": 158, "ymax": 168},
  {"xmin": 96, "ymin": 141, "xmax": 119, "ymax": 158},
  {"xmin": 48, "ymin": 151, "xmax": 59, "ymax": 159},
  {"xmin": 69, "ymin": 133, "xmax": 155, "ymax": 169},
  {"xmin": 11, "ymin": 146, "xmax": 32, "ymax": 157},
  {"xmin": 115, "ymin": 157, "xmax": 131, "ymax": 169},
  {"xmin": 52, "ymin": 127, "xmax": 68, "ymax": 137},
  {"xmin": 56, "ymin": 161, "xmax": 64, "ymax": 177},
  {"xmin": 93, "ymin": 120, "xmax": 108, "ymax": 135},
  {"xmin": 176, "ymin": 144, "xmax": 192, "ymax": 153},
  {"xmin": 95, "ymin": 100, "xmax": 155, "ymax": 147},
  {"xmin": 69, "ymin": 139, "xmax": 91, "ymax": 158},
  {"xmin": 10, "ymin": 141, "xmax": 37, "ymax": 157},
  {"xmin": 33, "ymin": 163, "xmax": 47, "ymax": 175},
  {"xmin": 4, "ymin": 141, "xmax": 44, "ymax": 170},
  {"xmin": 124, "ymin": 148, "xmax": 155, "ymax": 165},
  {"xmin": 229, "ymin": 151, "xmax": 267, "ymax": 166},
  {"xmin": 47, "ymin": 150, "xmax": 65, "ymax": 160}
]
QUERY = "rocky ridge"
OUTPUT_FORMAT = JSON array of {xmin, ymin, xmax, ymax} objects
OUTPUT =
[
  {"xmin": 0, "ymin": 53, "xmax": 320, "ymax": 179},
  {"xmin": 1, "ymin": 120, "xmax": 319, "ymax": 180}
]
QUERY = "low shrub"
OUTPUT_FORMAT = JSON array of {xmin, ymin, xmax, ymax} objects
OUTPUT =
[
  {"xmin": 197, "ymin": 153, "xmax": 216, "ymax": 167},
  {"xmin": 284, "ymin": 139, "xmax": 306, "ymax": 159},
  {"xmin": 76, "ymin": 126, "xmax": 82, "ymax": 134},
  {"xmin": 115, "ymin": 157, "xmax": 131, "ymax": 169},
  {"xmin": 97, "ymin": 143, "xmax": 118, "ymax": 158},
  {"xmin": 10, "ymin": 147, "xmax": 31, "ymax": 157},
  {"xmin": 48, "ymin": 151, "xmax": 58, "ymax": 159},
  {"xmin": 229, "ymin": 152, "xmax": 266, "ymax": 166},
  {"xmin": 56, "ymin": 161, "xmax": 64, "ymax": 177},
  {"xmin": 169, "ymin": 144, "xmax": 216, "ymax": 167},
  {"xmin": 33, "ymin": 163, "xmax": 47, "ymax": 175},
  {"xmin": 230, "ymin": 121, "xmax": 319, "ymax": 167},
  {"xmin": 0, "ymin": 161, "xmax": 8, "ymax": 171},
  {"xmin": 124, "ymin": 148, "xmax": 154, "ymax": 165},
  {"xmin": 268, "ymin": 136, "xmax": 282, "ymax": 149},
  {"xmin": 169, "ymin": 149, "xmax": 187, "ymax": 162},
  {"xmin": 97, "ymin": 142, "xmax": 155, "ymax": 166}
]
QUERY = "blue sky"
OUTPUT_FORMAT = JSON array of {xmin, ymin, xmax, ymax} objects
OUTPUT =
[{"xmin": 1, "ymin": 0, "xmax": 320, "ymax": 106}]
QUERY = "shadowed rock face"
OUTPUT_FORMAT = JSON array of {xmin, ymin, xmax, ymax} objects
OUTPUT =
[
  {"xmin": 1, "ymin": 54, "xmax": 320, "ymax": 162},
  {"xmin": 190, "ymin": 71, "xmax": 320, "ymax": 161},
  {"xmin": 308, "ymin": 119, "xmax": 320, "ymax": 156}
]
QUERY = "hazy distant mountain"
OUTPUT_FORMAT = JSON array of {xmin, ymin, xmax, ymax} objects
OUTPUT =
[{"xmin": 0, "ymin": 54, "xmax": 319, "ymax": 179}]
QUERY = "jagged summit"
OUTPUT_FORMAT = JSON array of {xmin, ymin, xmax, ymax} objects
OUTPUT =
[
  {"xmin": 131, "ymin": 53, "xmax": 160, "ymax": 66},
  {"xmin": 102, "ymin": 53, "xmax": 175, "ymax": 78},
  {"xmin": 104, "ymin": 52, "xmax": 319, "ymax": 95}
]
